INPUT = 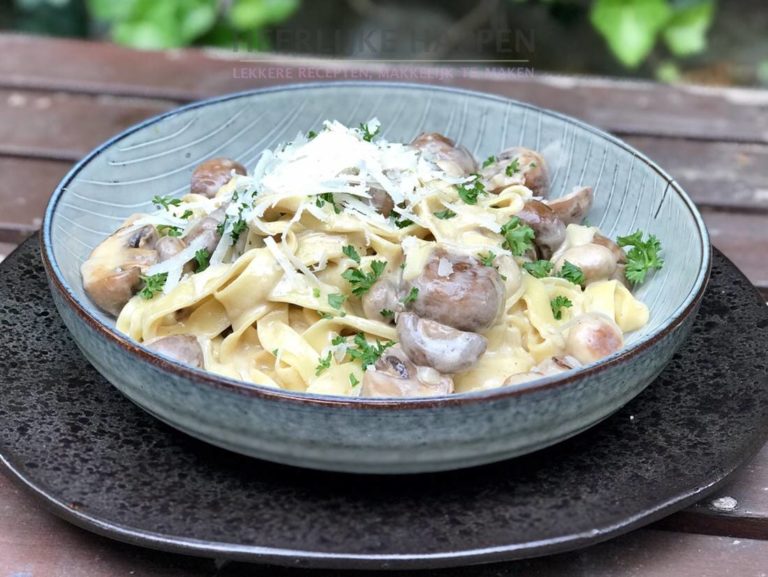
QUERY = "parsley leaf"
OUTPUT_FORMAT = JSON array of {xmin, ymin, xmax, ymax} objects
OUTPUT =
[
  {"xmin": 341, "ymin": 260, "xmax": 386, "ymax": 296},
  {"xmin": 482, "ymin": 155, "xmax": 496, "ymax": 168},
  {"xmin": 392, "ymin": 216, "xmax": 414, "ymax": 228},
  {"xmin": 523, "ymin": 260, "xmax": 554, "ymax": 278},
  {"xmin": 328, "ymin": 293, "xmax": 346, "ymax": 310},
  {"xmin": 402, "ymin": 287, "xmax": 419, "ymax": 304},
  {"xmin": 349, "ymin": 373, "xmax": 360, "ymax": 387},
  {"xmin": 359, "ymin": 122, "xmax": 380, "ymax": 142},
  {"xmin": 138, "ymin": 273, "xmax": 167, "ymax": 300},
  {"xmin": 180, "ymin": 209, "xmax": 194, "ymax": 220},
  {"xmin": 478, "ymin": 251, "xmax": 496, "ymax": 267},
  {"xmin": 505, "ymin": 157, "xmax": 520, "ymax": 176},
  {"xmin": 380, "ymin": 308, "xmax": 394, "ymax": 319},
  {"xmin": 550, "ymin": 295, "xmax": 573, "ymax": 320},
  {"xmin": 347, "ymin": 333, "xmax": 395, "ymax": 369},
  {"xmin": 156, "ymin": 225, "xmax": 183, "ymax": 238},
  {"xmin": 315, "ymin": 351, "xmax": 332, "ymax": 376},
  {"xmin": 230, "ymin": 218, "xmax": 247, "ymax": 243},
  {"xmin": 307, "ymin": 130, "xmax": 317, "ymax": 140},
  {"xmin": 558, "ymin": 260, "xmax": 586, "ymax": 286},
  {"xmin": 152, "ymin": 195, "xmax": 181, "ymax": 210},
  {"xmin": 617, "ymin": 230, "xmax": 664, "ymax": 285},
  {"xmin": 500, "ymin": 216, "xmax": 535, "ymax": 256},
  {"xmin": 457, "ymin": 177, "xmax": 486, "ymax": 205},
  {"xmin": 313, "ymin": 288, "xmax": 321, "ymax": 298},
  {"xmin": 331, "ymin": 335, "xmax": 346, "ymax": 346},
  {"xmin": 194, "ymin": 248, "xmax": 210, "ymax": 272},
  {"xmin": 433, "ymin": 208, "xmax": 457, "ymax": 220},
  {"xmin": 342, "ymin": 245, "xmax": 361, "ymax": 263},
  {"xmin": 216, "ymin": 216, "xmax": 228, "ymax": 237},
  {"xmin": 315, "ymin": 192, "xmax": 341, "ymax": 214},
  {"xmin": 318, "ymin": 312, "xmax": 334, "ymax": 320}
]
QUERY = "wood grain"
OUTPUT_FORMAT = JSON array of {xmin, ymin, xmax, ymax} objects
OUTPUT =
[{"xmin": 2, "ymin": 35, "xmax": 768, "ymax": 144}]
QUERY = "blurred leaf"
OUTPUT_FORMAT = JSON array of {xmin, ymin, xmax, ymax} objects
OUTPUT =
[
  {"xmin": 177, "ymin": 0, "xmax": 217, "ymax": 43},
  {"xmin": 229, "ymin": 0, "xmax": 299, "ymax": 31},
  {"xmin": 113, "ymin": 20, "xmax": 182, "ymax": 49},
  {"xmin": 86, "ymin": 0, "xmax": 144, "ymax": 21},
  {"xmin": 758, "ymin": 61, "xmax": 768, "ymax": 87},
  {"xmin": 662, "ymin": 0, "xmax": 714, "ymax": 56},
  {"xmin": 590, "ymin": 0, "xmax": 672, "ymax": 68},
  {"xmin": 655, "ymin": 60, "xmax": 681, "ymax": 83}
]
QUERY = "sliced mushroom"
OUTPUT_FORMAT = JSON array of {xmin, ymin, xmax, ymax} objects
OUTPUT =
[
  {"xmin": 405, "ymin": 249, "xmax": 504, "ymax": 332},
  {"xmin": 502, "ymin": 355, "xmax": 581, "ymax": 386},
  {"xmin": 397, "ymin": 313, "xmax": 487, "ymax": 374},
  {"xmin": 369, "ymin": 186, "xmax": 394, "ymax": 217},
  {"xmin": 191, "ymin": 158, "xmax": 247, "ymax": 198},
  {"xmin": 411, "ymin": 132, "xmax": 478, "ymax": 177},
  {"xmin": 565, "ymin": 313, "xmax": 623, "ymax": 365},
  {"xmin": 185, "ymin": 207, "xmax": 227, "ymax": 253},
  {"xmin": 362, "ymin": 277, "xmax": 400, "ymax": 322},
  {"xmin": 516, "ymin": 200, "xmax": 566, "ymax": 259},
  {"xmin": 482, "ymin": 147, "xmax": 549, "ymax": 197},
  {"xmin": 544, "ymin": 186, "xmax": 593, "ymax": 225},
  {"xmin": 81, "ymin": 222, "xmax": 159, "ymax": 316},
  {"xmin": 360, "ymin": 345, "xmax": 454, "ymax": 398},
  {"xmin": 146, "ymin": 335, "xmax": 204, "ymax": 368},
  {"xmin": 554, "ymin": 243, "xmax": 618, "ymax": 284}
]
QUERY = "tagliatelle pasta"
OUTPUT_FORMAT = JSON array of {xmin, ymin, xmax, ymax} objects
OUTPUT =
[{"xmin": 82, "ymin": 119, "xmax": 658, "ymax": 398}]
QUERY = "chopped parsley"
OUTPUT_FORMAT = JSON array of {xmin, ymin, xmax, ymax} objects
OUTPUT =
[
  {"xmin": 315, "ymin": 351, "xmax": 333, "ymax": 376},
  {"xmin": 230, "ymin": 217, "xmax": 247, "ymax": 243},
  {"xmin": 328, "ymin": 293, "xmax": 346, "ymax": 310},
  {"xmin": 313, "ymin": 288, "xmax": 321, "ymax": 298},
  {"xmin": 558, "ymin": 260, "xmax": 586, "ymax": 286},
  {"xmin": 216, "ymin": 217, "xmax": 228, "ymax": 236},
  {"xmin": 457, "ymin": 177, "xmax": 486, "ymax": 205},
  {"xmin": 392, "ymin": 216, "xmax": 414, "ymax": 228},
  {"xmin": 433, "ymin": 208, "xmax": 457, "ymax": 220},
  {"xmin": 478, "ymin": 251, "xmax": 496, "ymax": 267},
  {"xmin": 331, "ymin": 335, "xmax": 346, "ymax": 346},
  {"xmin": 156, "ymin": 225, "xmax": 183, "ymax": 238},
  {"xmin": 505, "ymin": 157, "xmax": 520, "ymax": 176},
  {"xmin": 307, "ymin": 130, "xmax": 318, "ymax": 140},
  {"xmin": 359, "ymin": 122, "xmax": 380, "ymax": 142},
  {"xmin": 617, "ymin": 230, "xmax": 664, "ymax": 285},
  {"xmin": 402, "ymin": 287, "xmax": 419, "ymax": 305},
  {"xmin": 349, "ymin": 373, "xmax": 360, "ymax": 387},
  {"xmin": 152, "ymin": 195, "xmax": 182, "ymax": 210},
  {"xmin": 380, "ymin": 308, "xmax": 394, "ymax": 319},
  {"xmin": 180, "ymin": 209, "xmax": 194, "ymax": 220},
  {"xmin": 315, "ymin": 192, "xmax": 341, "ymax": 214},
  {"xmin": 500, "ymin": 216, "xmax": 535, "ymax": 256},
  {"xmin": 318, "ymin": 311, "xmax": 334, "ymax": 320},
  {"xmin": 341, "ymin": 260, "xmax": 386, "ymax": 296},
  {"xmin": 272, "ymin": 348, "xmax": 279, "ymax": 356},
  {"xmin": 523, "ymin": 260, "xmax": 554, "ymax": 278},
  {"xmin": 550, "ymin": 295, "xmax": 573, "ymax": 320},
  {"xmin": 138, "ymin": 273, "xmax": 167, "ymax": 300},
  {"xmin": 342, "ymin": 245, "xmax": 361, "ymax": 263},
  {"xmin": 482, "ymin": 155, "xmax": 496, "ymax": 168},
  {"xmin": 347, "ymin": 333, "xmax": 395, "ymax": 369},
  {"xmin": 194, "ymin": 248, "xmax": 210, "ymax": 272}
]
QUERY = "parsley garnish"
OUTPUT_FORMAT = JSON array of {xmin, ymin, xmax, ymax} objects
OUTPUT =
[
  {"xmin": 347, "ymin": 333, "xmax": 395, "ymax": 369},
  {"xmin": 194, "ymin": 248, "xmax": 210, "ymax": 272},
  {"xmin": 617, "ymin": 230, "xmax": 664, "ymax": 285},
  {"xmin": 359, "ymin": 122, "xmax": 380, "ymax": 142},
  {"xmin": 558, "ymin": 260, "xmax": 586, "ymax": 286},
  {"xmin": 342, "ymin": 245, "xmax": 361, "ymax": 263},
  {"xmin": 138, "ymin": 273, "xmax": 167, "ymax": 300},
  {"xmin": 500, "ymin": 216, "xmax": 535, "ymax": 256},
  {"xmin": 152, "ymin": 195, "xmax": 181, "ymax": 210},
  {"xmin": 272, "ymin": 348, "xmax": 279, "ymax": 356},
  {"xmin": 523, "ymin": 260, "xmax": 554, "ymax": 278},
  {"xmin": 216, "ymin": 217, "xmax": 228, "ymax": 237},
  {"xmin": 316, "ymin": 193, "xmax": 341, "ymax": 214},
  {"xmin": 433, "ymin": 208, "xmax": 457, "ymax": 220},
  {"xmin": 156, "ymin": 225, "xmax": 183, "ymax": 238},
  {"xmin": 179, "ymin": 209, "xmax": 193, "ymax": 220},
  {"xmin": 380, "ymin": 309, "xmax": 394, "ymax": 319},
  {"xmin": 392, "ymin": 216, "xmax": 414, "ymax": 228},
  {"xmin": 313, "ymin": 288, "xmax": 321, "ymax": 298},
  {"xmin": 505, "ymin": 158, "xmax": 520, "ymax": 176},
  {"xmin": 230, "ymin": 218, "xmax": 247, "ymax": 243},
  {"xmin": 349, "ymin": 373, "xmax": 360, "ymax": 387},
  {"xmin": 402, "ymin": 287, "xmax": 419, "ymax": 304},
  {"xmin": 478, "ymin": 251, "xmax": 496, "ymax": 267},
  {"xmin": 307, "ymin": 130, "xmax": 317, "ymax": 139},
  {"xmin": 341, "ymin": 260, "xmax": 386, "ymax": 296},
  {"xmin": 318, "ymin": 312, "xmax": 334, "ymax": 320},
  {"xmin": 315, "ymin": 351, "xmax": 332, "ymax": 376},
  {"xmin": 331, "ymin": 335, "xmax": 345, "ymax": 346},
  {"xmin": 482, "ymin": 155, "xmax": 496, "ymax": 168},
  {"xmin": 457, "ymin": 177, "xmax": 486, "ymax": 205},
  {"xmin": 328, "ymin": 293, "xmax": 346, "ymax": 310},
  {"xmin": 550, "ymin": 295, "xmax": 573, "ymax": 320}
]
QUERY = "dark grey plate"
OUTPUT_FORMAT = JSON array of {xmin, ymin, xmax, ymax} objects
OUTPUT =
[{"xmin": 1, "ymin": 236, "xmax": 767, "ymax": 570}]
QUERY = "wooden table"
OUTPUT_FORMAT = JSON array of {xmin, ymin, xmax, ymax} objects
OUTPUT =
[{"xmin": 0, "ymin": 34, "xmax": 767, "ymax": 575}]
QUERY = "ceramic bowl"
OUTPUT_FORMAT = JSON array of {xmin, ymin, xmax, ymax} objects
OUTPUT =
[{"xmin": 41, "ymin": 83, "xmax": 710, "ymax": 474}]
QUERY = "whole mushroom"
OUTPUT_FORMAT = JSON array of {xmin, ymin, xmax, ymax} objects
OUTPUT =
[
  {"xmin": 482, "ymin": 147, "xmax": 549, "ymax": 197},
  {"xmin": 191, "ymin": 158, "xmax": 247, "ymax": 198},
  {"xmin": 360, "ymin": 345, "xmax": 454, "ymax": 398},
  {"xmin": 554, "ymin": 243, "xmax": 618, "ymax": 284},
  {"xmin": 502, "ymin": 355, "xmax": 580, "ymax": 386},
  {"xmin": 397, "ymin": 313, "xmax": 487, "ymax": 374},
  {"xmin": 362, "ymin": 277, "xmax": 400, "ymax": 322},
  {"xmin": 516, "ymin": 200, "xmax": 566, "ymax": 259},
  {"xmin": 185, "ymin": 206, "xmax": 227, "ymax": 254},
  {"xmin": 411, "ymin": 132, "xmax": 478, "ymax": 177},
  {"xmin": 565, "ymin": 313, "xmax": 624, "ymax": 365},
  {"xmin": 544, "ymin": 186, "xmax": 593, "ymax": 225}
]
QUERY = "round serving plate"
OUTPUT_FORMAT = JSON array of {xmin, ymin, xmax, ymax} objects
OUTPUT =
[{"xmin": 1, "ymin": 237, "xmax": 766, "ymax": 570}]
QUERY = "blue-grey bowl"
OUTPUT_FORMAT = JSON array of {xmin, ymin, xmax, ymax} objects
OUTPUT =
[{"xmin": 41, "ymin": 82, "xmax": 710, "ymax": 474}]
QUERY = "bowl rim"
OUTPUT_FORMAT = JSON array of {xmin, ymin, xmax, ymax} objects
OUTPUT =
[{"xmin": 41, "ymin": 81, "xmax": 712, "ymax": 409}]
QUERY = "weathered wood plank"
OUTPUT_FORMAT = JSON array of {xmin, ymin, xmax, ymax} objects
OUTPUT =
[
  {"xmin": 702, "ymin": 210, "xmax": 768, "ymax": 289},
  {"xmin": 1, "ymin": 34, "xmax": 768, "ymax": 144},
  {"xmin": 0, "ymin": 473, "xmax": 767, "ymax": 576},
  {"xmin": 0, "ymin": 157, "xmax": 70, "ymax": 234}
]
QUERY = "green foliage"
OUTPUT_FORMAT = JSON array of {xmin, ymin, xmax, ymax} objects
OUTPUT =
[
  {"xmin": 87, "ymin": 0, "xmax": 300, "ymax": 50},
  {"xmin": 590, "ymin": 0, "xmax": 715, "ymax": 69}
]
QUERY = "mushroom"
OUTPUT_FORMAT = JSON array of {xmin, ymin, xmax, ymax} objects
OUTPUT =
[
  {"xmin": 593, "ymin": 233, "xmax": 631, "ymax": 288},
  {"xmin": 81, "ymin": 222, "xmax": 159, "ymax": 316},
  {"xmin": 544, "ymin": 186, "xmax": 593, "ymax": 225},
  {"xmin": 481, "ymin": 147, "xmax": 549, "ymax": 197},
  {"xmin": 360, "ymin": 345, "xmax": 454, "ymax": 398},
  {"xmin": 554, "ymin": 243, "xmax": 618, "ymax": 284},
  {"xmin": 516, "ymin": 200, "xmax": 566, "ymax": 259},
  {"xmin": 411, "ymin": 132, "xmax": 478, "ymax": 177},
  {"xmin": 362, "ymin": 277, "xmax": 400, "ymax": 322},
  {"xmin": 565, "ymin": 313, "xmax": 623, "ymax": 365},
  {"xmin": 405, "ymin": 249, "xmax": 504, "ymax": 332},
  {"xmin": 397, "ymin": 313, "xmax": 487, "ymax": 374},
  {"xmin": 146, "ymin": 335, "xmax": 204, "ymax": 368},
  {"xmin": 155, "ymin": 236, "xmax": 186, "ymax": 262},
  {"xmin": 191, "ymin": 158, "xmax": 247, "ymax": 198},
  {"xmin": 185, "ymin": 207, "xmax": 227, "ymax": 253},
  {"xmin": 502, "ymin": 355, "xmax": 581, "ymax": 386},
  {"xmin": 369, "ymin": 186, "xmax": 394, "ymax": 217}
]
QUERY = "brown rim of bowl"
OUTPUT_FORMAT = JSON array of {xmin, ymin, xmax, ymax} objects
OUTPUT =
[{"xmin": 40, "ymin": 82, "xmax": 712, "ymax": 410}]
